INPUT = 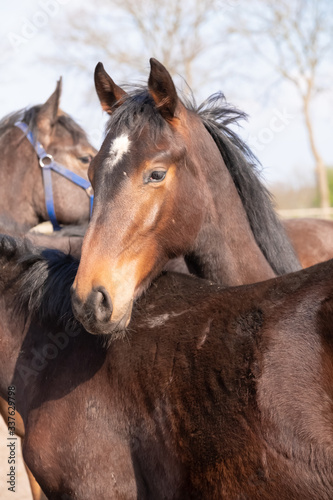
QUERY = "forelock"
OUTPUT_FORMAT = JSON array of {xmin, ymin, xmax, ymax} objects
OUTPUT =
[{"xmin": 105, "ymin": 87, "xmax": 168, "ymax": 142}]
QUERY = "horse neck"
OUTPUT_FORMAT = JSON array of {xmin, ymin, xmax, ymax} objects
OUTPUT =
[
  {"xmin": 186, "ymin": 143, "xmax": 275, "ymax": 286},
  {"xmin": 0, "ymin": 127, "xmax": 43, "ymax": 233}
]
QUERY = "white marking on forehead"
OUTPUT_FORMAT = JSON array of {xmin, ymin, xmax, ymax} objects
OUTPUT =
[{"xmin": 107, "ymin": 134, "xmax": 131, "ymax": 169}]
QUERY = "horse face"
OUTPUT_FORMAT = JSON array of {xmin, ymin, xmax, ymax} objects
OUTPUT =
[
  {"xmin": 71, "ymin": 60, "xmax": 206, "ymax": 336},
  {"xmin": 72, "ymin": 122, "xmax": 204, "ymax": 335}
]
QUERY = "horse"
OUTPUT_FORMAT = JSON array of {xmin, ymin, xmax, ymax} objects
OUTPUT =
[
  {"xmin": 1, "ymin": 234, "xmax": 333, "ymax": 499},
  {"xmin": 71, "ymin": 58, "xmax": 303, "ymax": 335},
  {"xmin": 0, "ymin": 78, "xmax": 96, "ymax": 235},
  {"xmin": 283, "ymin": 217, "xmax": 333, "ymax": 268}
]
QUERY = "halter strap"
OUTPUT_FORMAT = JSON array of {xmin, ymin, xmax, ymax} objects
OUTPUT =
[{"xmin": 15, "ymin": 121, "xmax": 94, "ymax": 231}]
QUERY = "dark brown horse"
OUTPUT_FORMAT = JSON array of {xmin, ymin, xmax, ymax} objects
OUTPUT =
[
  {"xmin": 1, "ymin": 234, "xmax": 333, "ymax": 499},
  {"xmin": 72, "ymin": 58, "xmax": 302, "ymax": 334},
  {"xmin": 0, "ymin": 79, "xmax": 96, "ymax": 234}
]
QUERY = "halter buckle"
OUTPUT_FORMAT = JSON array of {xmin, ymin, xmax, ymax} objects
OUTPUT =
[
  {"xmin": 86, "ymin": 186, "xmax": 94, "ymax": 197},
  {"xmin": 39, "ymin": 154, "xmax": 53, "ymax": 168}
]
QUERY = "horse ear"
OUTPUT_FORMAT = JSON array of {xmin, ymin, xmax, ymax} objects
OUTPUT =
[
  {"xmin": 94, "ymin": 62, "xmax": 127, "ymax": 114},
  {"xmin": 36, "ymin": 77, "xmax": 62, "ymax": 138},
  {"xmin": 148, "ymin": 58, "xmax": 178, "ymax": 121}
]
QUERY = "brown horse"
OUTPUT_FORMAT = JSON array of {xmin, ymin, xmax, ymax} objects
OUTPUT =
[
  {"xmin": 1, "ymin": 234, "xmax": 333, "ymax": 499},
  {"xmin": 72, "ymin": 58, "xmax": 302, "ymax": 334},
  {"xmin": 284, "ymin": 217, "xmax": 333, "ymax": 268},
  {"xmin": 0, "ymin": 79, "xmax": 96, "ymax": 234}
]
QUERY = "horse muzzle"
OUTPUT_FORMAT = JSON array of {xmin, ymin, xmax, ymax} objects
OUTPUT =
[{"xmin": 70, "ymin": 285, "xmax": 133, "ymax": 336}]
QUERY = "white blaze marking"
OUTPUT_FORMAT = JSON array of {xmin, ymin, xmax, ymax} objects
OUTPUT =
[{"xmin": 107, "ymin": 134, "xmax": 131, "ymax": 168}]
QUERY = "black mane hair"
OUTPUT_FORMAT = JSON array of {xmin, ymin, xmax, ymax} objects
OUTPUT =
[
  {"xmin": 0, "ymin": 105, "xmax": 88, "ymax": 145},
  {"xmin": 106, "ymin": 87, "xmax": 166, "ymax": 140},
  {"xmin": 106, "ymin": 87, "xmax": 300, "ymax": 275},
  {"xmin": 0, "ymin": 235, "xmax": 81, "ymax": 332},
  {"xmin": 195, "ymin": 92, "xmax": 301, "ymax": 275}
]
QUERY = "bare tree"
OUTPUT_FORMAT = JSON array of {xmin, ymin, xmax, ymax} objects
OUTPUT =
[
  {"xmin": 226, "ymin": 0, "xmax": 333, "ymax": 212},
  {"xmin": 50, "ymin": 0, "xmax": 217, "ymax": 91}
]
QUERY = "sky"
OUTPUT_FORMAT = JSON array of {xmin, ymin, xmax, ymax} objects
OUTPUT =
[{"xmin": 1, "ymin": 0, "xmax": 332, "ymax": 189}]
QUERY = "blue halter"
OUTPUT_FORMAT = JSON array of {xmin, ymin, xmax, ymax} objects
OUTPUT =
[{"xmin": 15, "ymin": 121, "xmax": 94, "ymax": 231}]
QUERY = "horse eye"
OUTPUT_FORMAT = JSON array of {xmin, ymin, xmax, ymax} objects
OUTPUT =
[
  {"xmin": 149, "ymin": 171, "xmax": 166, "ymax": 183},
  {"xmin": 79, "ymin": 155, "xmax": 92, "ymax": 165}
]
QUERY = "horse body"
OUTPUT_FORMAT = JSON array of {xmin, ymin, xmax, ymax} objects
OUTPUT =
[
  {"xmin": 284, "ymin": 217, "xmax": 333, "ymax": 268},
  {"xmin": 1, "ymin": 235, "xmax": 333, "ymax": 499}
]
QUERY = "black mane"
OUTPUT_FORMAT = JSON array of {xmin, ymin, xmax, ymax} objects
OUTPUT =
[
  {"xmin": 195, "ymin": 93, "xmax": 300, "ymax": 275},
  {"xmin": 106, "ymin": 87, "xmax": 166, "ymax": 140},
  {"xmin": 106, "ymin": 87, "xmax": 300, "ymax": 275},
  {"xmin": 0, "ymin": 235, "xmax": 81, "ymax": 332},
  {"xmin": 0, "ymin": 106, "xmax": 88, "ymax": 145}
]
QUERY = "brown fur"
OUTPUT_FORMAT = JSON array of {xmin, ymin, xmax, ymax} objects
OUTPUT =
[
  {"xmin": 284, "ymin": 218, "xmax": 333, "ymax": 268},
  {"xmin": 1, "ymin": 239, "xmax": 333, "ymax": 498}
]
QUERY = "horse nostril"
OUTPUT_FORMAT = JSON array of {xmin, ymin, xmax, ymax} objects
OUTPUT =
[
  {"xmin": 91, "ymin": 287, "xmax": 113, "ymax": 323},
  {"xmin": 95, "ymin": 287, "xmax": 112, "ymax": 318},
  {"xmin": 71, "ymin": 286, "xmax": 113, "ymax": 327}
]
